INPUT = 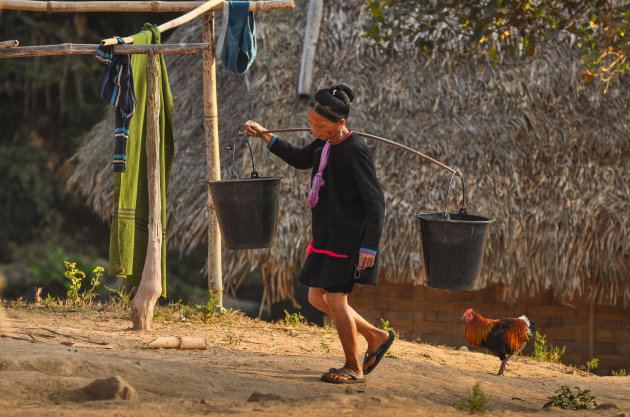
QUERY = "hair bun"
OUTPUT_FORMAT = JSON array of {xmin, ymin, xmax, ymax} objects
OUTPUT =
[{"xmin": 333, "ymin": 83, "xmax": 355, "ymax": 102}]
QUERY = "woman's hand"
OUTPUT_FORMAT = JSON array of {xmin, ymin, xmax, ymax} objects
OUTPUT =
[
  {"xmin": 357, "ymin": 252, "xmax": 375, "ymax": 271},
  {"xmin": 243, "ymin": 120, "xmax": 275, "ymax": 145}
]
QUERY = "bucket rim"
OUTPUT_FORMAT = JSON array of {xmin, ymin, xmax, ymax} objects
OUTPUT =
[
  {"xmin": 415, "ymin": 211, "xmax": 494, "ymax": 224},
  {"xmin": 208, "ymin": 176, "xmax": 283, "ymax": 184}
]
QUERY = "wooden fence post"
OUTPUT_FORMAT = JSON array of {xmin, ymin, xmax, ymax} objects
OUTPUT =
[
  {"xmin": 297, "ymin": 0, "xmax": 322, "ymax": 97},
  {"xmin": 131, "ymin": 50, "xmax": 163, "ymax": 330},
  {"xmin": 588, "ymin": 297, "xmax": 595, "ymax": 360},
  {"xmin": 202, "ymin": 11, "xmax": 223, "ymax": 307}
]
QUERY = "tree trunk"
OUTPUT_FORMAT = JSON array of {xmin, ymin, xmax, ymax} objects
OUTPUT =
[{"xmin": 131, "ymin": 50, "xmax": 163, "ymax": 330}]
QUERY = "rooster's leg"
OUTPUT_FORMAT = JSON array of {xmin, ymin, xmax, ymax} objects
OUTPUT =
[
  {"xmin": 497, "ymin": 361, "xmax": 506, "ymax": 376},
  {"xmin": 497, "ymin": 354, "xmax": 514, "ymax": 376}
]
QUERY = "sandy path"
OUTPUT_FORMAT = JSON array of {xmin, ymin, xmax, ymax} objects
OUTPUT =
[{"xmin": 0, "ymin": 307, "xmax": 628, "ymax": 416}]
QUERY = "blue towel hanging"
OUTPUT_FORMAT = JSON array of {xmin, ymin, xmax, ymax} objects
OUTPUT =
[{"xmin": 217, "ymin": 1, "xmax": 257, "ymax": 75}]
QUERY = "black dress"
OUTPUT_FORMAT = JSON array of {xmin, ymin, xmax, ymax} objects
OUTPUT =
[{"xmin": 269, "ymin": 131, "xmax": 385, "ymax": 289}]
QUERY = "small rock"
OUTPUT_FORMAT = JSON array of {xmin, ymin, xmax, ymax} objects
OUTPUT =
[
  {"xmin": 458, "ymin": 346, "xmax": 469, "ymax": 352},
  {"xmin": 596, "ymin": 403, "xmax": 619, "ymax": 410},
  {"xmin": 248, "ymin": 392, "xmax": 283, "ymax": 402},
  {"xmin": 82, "ymin": 376, "xmax": 138, "ymax": 401},
  {"xmin": 564, "ymin": 368, "xmax": 574, "ymax": 374}
]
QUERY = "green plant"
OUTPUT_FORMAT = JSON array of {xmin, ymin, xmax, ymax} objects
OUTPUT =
[
  {"xmin": 380, "ymin": 318, "xmax": 393, "ymax": 332},
  {"xmin": 584, "ymin": 358, "xmax": 599, "ymax": 373},
  {"xmin": 543, "ymin": 386, "xmax": 598, "ymax": 410},
  {"xmin": 283, "ymin": 310, "xmax": 304, "ymax": 327},
  {"xmin": 320, "ymin": 338, "xmax": 330, "ymax": 355},
  {"xmin": 42, "ymin": 294, "xmax": 60, "ymax": 310},
  {"xmin": 64, "ymin": 262, "xmax": 102, "ymax": 307},
  {"xmin": 611, "ymin": 369, "xmax": 628, "ymax": 376},
  {"xmin": 532, "ymin": 331, "xmax": 566, "ymax": 363},
  {"xmin": 385, "ymin": 352, "xmax": 401, "ymax": 360},
  {"xmin": 223, "ymin": 325, "xmax": 244, "ymax": 346},
  {"xmin": 199, "ymin": 291, "xmax": 227, "ymax": 323},
  {"xmin": 458, "ymin": 382, "xmax": 492, "ymax": 414},
  {"xmin": 105, "ymin": 284, "xmax": 133, "ymax": 307}
]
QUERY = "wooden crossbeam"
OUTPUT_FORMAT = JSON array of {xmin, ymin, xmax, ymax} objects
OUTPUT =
[
  {"xmin": 101, "ymin": 0, "xmax": 225, "ymax": 45},
  {"xmin": 0, "ymin": 0, "xmax": 294, "ymax": 13},
  {"xmin": 0, "ymin": 40, "xmax": 20, "ymax": 48},
  {"xmin": 0, "ymin": 43, "xmax": 208, "ymax": 58}
]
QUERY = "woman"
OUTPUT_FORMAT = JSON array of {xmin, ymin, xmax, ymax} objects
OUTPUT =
[{"xmin": 243, "ymin": 83, "xmax": 394, "ymax": 384}]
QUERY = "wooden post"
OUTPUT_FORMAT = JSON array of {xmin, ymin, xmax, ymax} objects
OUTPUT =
[
  {"xmin": 202, "ymin": 12, "xmax": 223, "ymax": 307},
  {"xmin": 131, "ymin": 50, "xmax": 163, "ymax": 330},
  {"xmin": 588, "ymin": 297, "xmax": 595, "ymax": 359},
  {"xmin": 0, "ymin": 273, "xmax": 8, "ymax": 332},
  {"xmin": 297, "ymin": 0, "xmax": 322, "ymax": 97}
]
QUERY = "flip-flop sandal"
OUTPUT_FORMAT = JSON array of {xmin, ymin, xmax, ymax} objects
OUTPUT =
[
  {"xmin": 363, "ymin": 330, "xmax": 395, "ymax": 375},
  {"xmin": 321, "ymin": 368, "xmax": 366, "ymax": 384}
]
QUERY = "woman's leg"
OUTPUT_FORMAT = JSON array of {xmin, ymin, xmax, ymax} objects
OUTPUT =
[
  {"xmin": 324, "ymin": 291, "xmax": 362, "ymax": 379},
  {"xmin": 308, "ymin": 287, "xmax": 390, "ymax": 374}
]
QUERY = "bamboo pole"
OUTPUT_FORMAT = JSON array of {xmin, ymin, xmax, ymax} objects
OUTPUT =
[
  {"xmin": 0, "ymin": 43, "xmax": 208, "ymax": 58},
  {"xmin": 147, "ymin": 336, "xmax": 208, "ymax": 349},
  {"xmin": 0, "ymin": 40, "xmax": 19, "ymax": 48},
  {"xmin": 131, "ymin": 50, "xmax": 163, "ymax": 331},
  {"xmin": 202, "ymin": 12, "xmax": 223, "ymax": 308},
  {"xmin": 0, "ymin": 0, "xmax": 294, "ymax": 13},
  {"xmin": 297, "ymin": 0, "xmax": 322, "ymax": 97},
  {"xmin": 246, "ymin": 128, "xmax": 463, "ymax": 177},
  {"xmin": 101, "ymin": 0, "xmax": 225, "ymax": 45}
]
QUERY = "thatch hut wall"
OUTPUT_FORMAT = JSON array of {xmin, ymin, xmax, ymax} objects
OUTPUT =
[{"xmin": 68, "ymin": 0, "xmax": 630, "ymax": 306}]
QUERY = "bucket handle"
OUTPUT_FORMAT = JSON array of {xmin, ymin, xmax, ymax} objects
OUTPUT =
[
  {"xmin": 443, "ymin": 169, "xmax": 466, "ymax": 219},
  {"xmin": 226, "ymin": 136, "xmax": 260, "ymax": 179}
]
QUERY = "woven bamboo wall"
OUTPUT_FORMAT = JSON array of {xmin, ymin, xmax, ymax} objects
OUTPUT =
[{"xmin": 349, "ymin": 280, "xmax": 630, "ymax": 373}]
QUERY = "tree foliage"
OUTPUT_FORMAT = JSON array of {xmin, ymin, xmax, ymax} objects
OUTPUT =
[
  {"xmin": 364, "ymin": 0, "xmax": 630, "ymax": 89},
  {"xmin": 0, "ymin": 11, "xmax": 173, "ymax": 263}
]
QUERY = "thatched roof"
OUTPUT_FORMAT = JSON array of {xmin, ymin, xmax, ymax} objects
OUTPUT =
[{"xmin": 68, "ymin": 0, "xmax": 630, "ymax": 307}]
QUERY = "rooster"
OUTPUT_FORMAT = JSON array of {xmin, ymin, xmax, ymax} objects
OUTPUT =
[{"xmin": 461, "ymin": 308, "xmax": 535, "ymax": 376}]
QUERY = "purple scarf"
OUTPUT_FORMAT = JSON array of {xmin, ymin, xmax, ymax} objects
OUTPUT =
[{"xmin": 307, "ymin": 140, "xmax": 331, "ymax": 208}]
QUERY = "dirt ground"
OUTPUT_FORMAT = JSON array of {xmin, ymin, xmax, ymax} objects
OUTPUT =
[{"xmin": 1, "ymin": 305, "xmax": 629, "ymax": 417}]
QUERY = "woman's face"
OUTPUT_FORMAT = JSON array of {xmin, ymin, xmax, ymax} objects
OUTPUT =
[{"xmin": 307, "ymin": 108, "xmax": 344, "ymax": 141}]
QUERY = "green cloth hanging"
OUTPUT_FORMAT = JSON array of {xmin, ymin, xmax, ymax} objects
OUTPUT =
[{"xmin": 108, "ymin": 23, "xmax": 174, "ymax": 297}]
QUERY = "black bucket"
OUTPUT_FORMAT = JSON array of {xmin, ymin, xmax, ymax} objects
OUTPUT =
[
  {"xmin": 208, "ymin": 136, "xmax": 282, "ymax": 250},
  {"xmin": 209, "ymin": 176, "xmax": 281, "ymax": 249},
  {"xmin": 415, "ymin": 172, "xmax": 493, "ymax": 290}
]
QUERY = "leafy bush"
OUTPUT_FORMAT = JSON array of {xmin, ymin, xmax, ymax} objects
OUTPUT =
[
  {"xmin": 104, "ymin": 284, "xmax": 133, "ymax": 308},
  {"xmin": 283, "ymin": 310, "xmax": 305, "ymax": 327},
  {"xmin": 532, "ymin": 331, "xmax": 566, "ymax": 363},
  {"xmin": 0, "ymin": 145, "xmax": 57, "ymax": 262},
  {"xmin": 611, "ymin": 369, "xmax": 628, "ymax": 376},
  {"xmin": 458, "ymin": 382, "xmax": 492, "ymax": 413},
  {"xmin": 64, "ymin": 261, "xmax": 102, "ymax": 307},
  {"xmin": 380, "ymin": 318, "xmax": 394, "ymax": 332},
  {"xmin": 584, "ymin": 358, "xmax": 599, "ymax": 373},
  {"xmin": 544, "ymin": 386, "xmax": 597, "ymax": 410}
]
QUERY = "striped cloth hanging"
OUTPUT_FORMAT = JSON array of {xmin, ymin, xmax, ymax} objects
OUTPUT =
[{"xmin": 95, "ymin": 37, "xmax": 137, "ymax": 173}]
